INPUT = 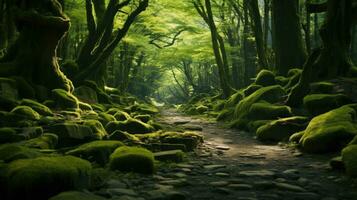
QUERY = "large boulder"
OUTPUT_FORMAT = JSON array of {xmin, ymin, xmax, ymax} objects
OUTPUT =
[
  {"xmin": 20, "ymin": 99, "xmax": 53, "ymax": 116},
  {"xmin": 51, "ymin": 89, "xmax": 79, "ymax": 110},
  {"xmin": 106, "ymin": 118, "xmax": 154, "ymax": 134},
  {"xmin": 1, "ymin": 156, "xmax": 92, "ymax": 200},
  {"xmin": 303, "ymin": 94, "xmax": 351, "ymax": 116},
  {"xmin": 11, "ymin": 105, "xmax": 40, "ymax": 120},
  {"xmin": 256, "ymin": 116, "xmax": 309, "ymax": 142},
  {"xmin": 109, "ymin": 146, "xmax": 155, "ymax": 174},
  {"xmin": 341, "ymin": 145, "xmax": 357, "ymax": 177},
  {"xmin": 21, "ymin": 133, "xmax": 58, "ymax": 149},
  {"xmin": 299, "ymin": 105, "xmax": 357, "ymax": 153},
  {"xmin": 254, "ymin": 70, "xmax": 276, "ymax": 86},
  {"xmin": 248, "ymin": 101, "xmax": 292, "ymax": 121},
  {"xmin": 66, "ymin": 140, "xmax": 124, "ymax": 165},
  {"xmin": 0, "ymin": 144, "xmax": 42, "ymax": 163}
]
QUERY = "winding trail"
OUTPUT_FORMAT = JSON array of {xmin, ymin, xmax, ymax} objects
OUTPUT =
[{"xmin": 101, "ymin": 109, "xmax": 357, "ymax": 200}]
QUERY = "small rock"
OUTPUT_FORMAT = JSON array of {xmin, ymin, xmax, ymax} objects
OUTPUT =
[
  {"xmin": 160, "ymin": 179, "xmax": 188, "ymax": 187},
  {"xmin": 239, "ymin": 170, "xmax": 275, "ymax": 177},
  {"xmin": 106, "ymin": 179, "xmax": 127, "ymax": 188},
  {"xmin": 107, "ymin": 188, "xmax": 137, "ymax": 196},
  {"xmin": 216, "ymin": 145, "xmax": 230, "ymax": 150},
  {"xmin": 209, "ymin": 181, "xmax": 229, "ymax": 187},
  {"xmin": 181, "ymin": 124, "xmax": 203, "ymax": 131},
  {"xmin": 227, "ymin": 184, "xmax": 253, "ymax": 190},
  {"xmin": 176, "ymin": 164, "xmax": 194, "ymax": 168},
  {"xmin": 213, "ymin": 187, "xmax": 231, "ymax": 195},
  {"xmin": 215, "ymin": 172, "xmax": 230, "ymax": 177},
  {"xmin": 274, "ymin": 182, "xmax": 306, "ymax": 192},
  {"xmin": 204, "ymin": 164, "xmax": 226, "ymax": 170},
  {"xmin": 173, "ymin": 120, "xmax": 191, "ymax": 125},
  {"xmin": 253, "ymin": 181, "xmax": 275, "ymax": 190},
  {"xmin": 294, "ymin": 192, "xmax": 320, "ymax": 200}
]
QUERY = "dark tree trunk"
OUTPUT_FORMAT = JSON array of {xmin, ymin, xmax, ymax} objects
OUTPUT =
[
  {"xmin": 272, "ymin": 0, "xmax": 306, "ymax": 75},
  {"xmin": 352, "ymin": 26, "xmax": 357, "ymax": 63},
  {"xmin": 305, "ymin": 7, "xmax": 311, "ymax": 54},
  {"xmin": 263, "ymin": 0, "xmax": 270, "ymax": 51},
  {"xmin": 0, "ymin": 0, "xmax": 72, "ymax": 92},
  {"xmin": 287, "ymin": 0, "xmax": 354, "ymax": 106}
]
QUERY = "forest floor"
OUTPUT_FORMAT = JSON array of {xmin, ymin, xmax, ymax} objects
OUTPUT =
[{"xmin": 95, "ymin": 108, "xmax": 357, "ymax": 200}]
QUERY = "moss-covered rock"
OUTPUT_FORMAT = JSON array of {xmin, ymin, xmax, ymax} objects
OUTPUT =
[
  {"xmin": 108, "ymin": 130, "xmax": 141, "ymax": 144},
  {"xmin": 134, "ymin": 114, "xmax": 152, "ymax": 123},
  {"xmin": 243, "ymin": 84, "xmax": 263, "ymax": 97},
  {"xmin": 66, "ymin": 141, "xmax": 124, "ymax": 165},
  {"xmin": 256, "ymin": 116, "xmax": 309, "ymax": 142},
  {"xmin": 74, "ymin": 86, "xmax": 98, "ymax": 103},
  {"xmin": 98, "ymin": 112, "xmax": 116, "ymax": 126},
  {"xmin": 11, "ymin": 105, "xmax": 40, "ymax": 120},
  {"xmin": 78, "ymin": 102, "xmax": 93, "ymax": 111},
  {"xmin": 106, "ymin": 118, "xmax": 154, "ymax": 134},
  {"xmin": 196, "ymin": 105, "xmax": 209, "ymax": 114},
  {"xmin": 109, "ymin": 146, "xmax": 155, "ymax": 174},
  {"xmin": 3, "ymin": 156, "xmax": 91, "ymax": 200},
  {"xmin": 299, "ymin": 105, "xmax": 357, "ymax": 153},
  {"xmin": 310, "ymin": 81, "xmax": 335, "ymax": 94},
  {"xmin": 127, "ymin": 103, "xmax": 159, "ymax": 115},
  {"xmin": 82, "ymin": 80, "xmax": 112, "ymax": 104},
  {"xmin": 51, "ymin": 89, "xmax": 79, "ymax": 110},
  {"xmin": 47, "ymin": 123, "xmax": 102, "ymax": 147},
  {"xmin": 341, "ymin": 145, "xmax": 357, "ymax": 177},
  {"xmin": 275, "ymin": 76, "xmax": 289, "ymax": 87},
  {"xmin": 20, "ymin": 99, "xmax": 53, "ymax": 116},
  {"xmin": 248, "ymin": 101, "xmax": 292, "ymax": 121},
  {"xmin": 49, "ymin": 191, "xmax": 106, "ymax": 200},
  {"xmin": 232, "ymin": 85, "xmax": 287, "ymax": 129},
  {"xmin": 224, "ymin": 92, "xmax": 244, "ymax": 109},
  {"xmin": 255, "ymin": 70, "xmax": 276, "ymax": 86},
  {"xmin": 247, "ymin": 120, "xmax": 272, "ymax": 133},
  {"xmin": 289, "ymin": 131, "xmax": 305, "ymax": 143},
  {"xmin": 113, "ymin": 110, "xmax": 131, "ymax": 121},
  {"xmin": 154, "ymin": 150, "xmax": 184, "ymax": 163},
  {"xmin": 22, "ymin": 133, "xmax": 58, "ymax": 149},
  {"xmin": 83, "ymin": 120, "xmax": 107, "ymax": 139},
  {"xmin": 17, "ymin": 126, "xmax": 44, "ymax": 140},
  {"xmin": 303, "ymin": 94, "xmax": 351, "ymax": 116},
  {"xmin": 0, "ymin": 77, "xmax": 18, "ymax": 100},
  {"xmin": 0, "ymin": 128, "xmax": 20, "ymax": 144},
  {"xmin": 0, "ymin": 144, "xmax": 42, "ymax": 162},
  {"xmin": 217, "ymin": 109, "xmax": 234, "ymax": 121}
]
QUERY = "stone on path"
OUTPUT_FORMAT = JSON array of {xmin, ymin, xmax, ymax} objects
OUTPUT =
[
  {"xmin": 228, "ymin": 184, "xmax": 253, "ymax": 190},
  {"xmin": 203, "ymin": 164, "xmax": 226, "ymax": 170},
  {"xmin": 274, "ymin": 182, "xmax": 306, "ymax": 192},
  {"xmin": 209, "ymin": 181, "xmax": 230, "ymax": 187},
  {"xmin": 239, "ymin": 170, "xmax": 276, "ymax": 177},
  {"xmin": 216, "ymin": 145, "xmax": 230, "ymax": 150}
]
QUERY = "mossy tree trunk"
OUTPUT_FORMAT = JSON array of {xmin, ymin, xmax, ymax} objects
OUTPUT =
[
  {"xmin": 272, "ymin": 0, "xmax": 307, "ymax": 75},
  {"xmin": 0, "ymin": 0, "xmax": 73, "ymax": 92},
  {"xmin": 73, "ymin": 0, "xmax": 148, "ymax": 88},
  {"xmin": 193, "ymin": 0, "xmax": 232, "ymax": 98},
  {"xmin": 287, "ymin": 0, "xmax": 355, "ymax": 106}
]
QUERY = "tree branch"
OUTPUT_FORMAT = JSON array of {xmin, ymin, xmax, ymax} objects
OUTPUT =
[{"xmin": 85, "ymin": 0, "xmax": 96, "ymax": 35}]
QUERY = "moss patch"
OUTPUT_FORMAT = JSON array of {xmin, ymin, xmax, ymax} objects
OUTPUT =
[
  {"xmin": 255, "ymin": 70, "xmax": 276, "ymax": 86},
  {"xmin": 3, "ymin": 156, "xmax": 91, "ymax": 200},
  {"xmin": 109, "ymin": 146, "xmax": 155, "ymax": 174},
  {"xmin": 51, "ymin": 89, "xmax": 79, "ymax": 110},
  {"xmin": 0, "ymin": 144, "xmax": 42, "ymax": 163},
  {"xmin": 83, "ymin": 120, "xmax": 107, "ymax": 139},
  {"xmin": 21, "ymin": 99, "xmax": 53, "ymax": 116},
  {"xmin": 243, "ymin": 84, "xmax": 263, "ymax": 97},
  {"xmin": 0, "ymin": 128, "xmax": 21, "ymax": 144},
  {"xmin": 113, "ymin": 110, "xmax": 131, "ymax": 121},
  {"xmin": 49, "ymin": 191, "xmax": 106, "ymax": 200},
  {"xmin": 224, "ymin": 92, "xmax": 244, "ymax": 108},
  {"xmin": 310, "ymin": 81, "xmax": 335, "ymax": 94},
  {"xmin": 341, "ymin": 145, "xmax": 357, "ymax": 177},
  {"xmin": 11, "ymin": 105, "xmax": 40, "ymax": 120},
  {"xmin": 106, "ymin": 118, "xmax": 154, "ymax": 134},
  {"xmin": 66, "ymin": 141, "xmax": 124, "ymax": 165},
  {"xmin": 248, "ymin": 101, "xmax": 292, "ymax": 121},
  {"xmin": 299, "ymin": 105, "xmax": 357, "ymax": 153},
  {"xmin": 303, "ymin": 94, "xmax": 351, "ymax": 116},
  {"xmin": 74, "ymin": 86, "xmax": 98, "ymax": 104},
  {"xmin": 22, "ymin": 133, "xmax": 58, "ymax": 149}
]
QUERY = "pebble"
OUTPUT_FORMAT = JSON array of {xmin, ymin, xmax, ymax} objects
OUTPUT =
[
  {"xmin": 209, "ymin": 181, "xmax": 230, "ymax": 187},
  {"xmin": 203, "ymin": 164, "xmax": 226, "ymax": 170},
  {"xmin": 215, "ymin": 172, "xmax": 230, "ymax": 177},
  {"xmin": 228, "ymin": 184, "xmax": 253, "ymax": 190},
  {"xmin": 160, "ymin": 179, "xmax": 188, "ymax": 187},
  {"xmin": 274, "ymin": 182, "xmax": 306, "ymax": 192},
  {"xmin": 107, "ymin": 188, "xmax": 137, "ymax": 196},
  {"xmin": 216, "ymin": 145, "xmax": 230, "ymax": 150},
  {"xmin": 239, "ymin": 170, "xmax": 276, "ymax": 177}
]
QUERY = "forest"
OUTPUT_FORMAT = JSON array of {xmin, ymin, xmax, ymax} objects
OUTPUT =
[{"xmin": 0, "ymin": 0, "xmax": 357, "ymax": 199}]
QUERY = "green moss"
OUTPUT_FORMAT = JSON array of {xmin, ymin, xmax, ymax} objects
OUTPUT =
[
  {"xmin": 287, "ymin": 68, "xmax": 302, "ymax": 77},
  {"xmin": 83, "ymin": 120, "xmax": 107, "ymax": 139},
  {"xmin": 109, "ymin": 146, "xmax": 155, "ymax": 174},
  {"xmin": 78, "ymin": 102, "xmax": 93, "ymax": 111},
  {"xmin": 12, "ymin": 76, "xmax": 36, "ymax": 99},
  {"xmin": 275, "ymin": 76, "xmax": 289, "ymax": 87},
  {"xmin": 196, "ymin": 105, "xmax": 209, "ymax": 114},
  {"xmin": 300, "ymin": 105, "xmax": 357, "ymax": 153},
  {"xmin": 217, "ymin": 109, "xmax": 234, "ymax": 121},
  {"xmin": 303, "ymin": 94, "xmax": 351, "ymax": 116},
  {"xmin": 134, "ymin": 114, "xmax": 152, "ymax": 123},
  {"xmin": 106, "ymin": 118, "xmax": 154, "ymax": 134},
  {"xmin": 289, "ymin": 131, "xmax": 305, "ymax": 143},
  {"xmin": 22, "ymin": 133, "xmax": 58, "ymax": 149},
  {"xmin": 49, "ymin": 191, "xmax": 106, "ymax": 200},
  {"xmin": 0, "ymin": 128, "xmax": 20, "ymax": 144},
  {"xmin": 66, "ymin": 141, "xmax": 124, "ymax": 166},
  {"xmin": 256, "ymin": 116, "xmax": 309, "ymax": 142},
  {"xmin": 154, "ymin": 150, "xmax": 184, "ymax": 163},
  {"xmin": 248, "ymin": 101, "xmax": 292, "ymax": 121},
  {"xmin": 21, "ymin": 99, "xmax": 53, "ymax": 116},
  {"xmin": 3, "ymin": 156, "xmax": 92, "ymax": 200},
  {"xmin": 0, "ymin": 77, "xmax": 18, "ymax": 100},
  {"xmin": 74, "ymin": 86, "xmax": 98, "ymax": 103},
  {"xmin": 342, "ymin": 145, "xmax": 357, "ymax": 177},
  {"xmin": 127, "ymin": 103, "xmax": 159, "ymax": 115},
  {"xmin": 243, "ymin": 84, "xmax": 263, "ymax": 97},
  {"xmin": 98, "ymin": 112, "xmax": 116, "ymax": 127},
  {"xmin": 246, "ymin": 120, "xmax": 271, "ymax": 133},
  {"xmin": 51, "ymin": 89, "xmax": 79, "ymax": 110},
  {"xmin": 310, "ymin": 82, "xmax": 335, "ymax": 94},
  {"xmin": 11, "ymin": 105, "xmax": 40, "ymax": 120},
  {"xmin": 0, "ymin": 144, "xmax": 42, "ymax": 162},
  {"xmin": 225, "ymin": 92, "xmax": 244, "ymax": 109},
  {"xmin": 82, "ymin": 80, "xmax": 112, "ymax": 104},
  {"xmin": 255, "ymin": 70, "xmax": 276, "ymax": 86},
  {"xmin": 113, "ymin": 110, "xmax": 131, "ymax": 121},
  {"xmin": 232, "ymin": 85, "xmax": 287, "ymax": 130},
  {"xmin": 108, "ymin": 130, "xmax": 141, "ymax": 144}
]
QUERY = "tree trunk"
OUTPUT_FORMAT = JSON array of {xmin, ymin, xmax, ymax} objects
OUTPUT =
[
  {"xmin": 263, "ymin": 0, "xmax": 270, "ymax": 51},
  {"xmin": 272, "ymin": 0, "xmax": 306, "ymax": 75},
  {"xmin": 352, "ymin": 26, "xmax": 357, "ymax": 63},
  {"xmin": 287, "ymin": 0, "xmax": 354, "ymax": 106},
  {"xmin": 248, "ymin": 0, "xmax": 269, "ymax": 69},
  {"xmin": 0, "ymin": 0, "xmax": 73, "ymax": 93},
  {"xmin": 305, "ymin": 7, "xmax": 311, "ymax": 54}
]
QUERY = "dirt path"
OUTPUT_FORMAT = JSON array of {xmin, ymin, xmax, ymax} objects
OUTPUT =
[{"xmin": 98, "ymin": 109, "xmax": 357, "ymax": 200}]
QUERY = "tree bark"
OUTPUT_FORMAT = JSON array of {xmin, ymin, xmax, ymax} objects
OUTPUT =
[{"xmin": 272, "ymin": 0, "xmax": 306, "ymax": 75}]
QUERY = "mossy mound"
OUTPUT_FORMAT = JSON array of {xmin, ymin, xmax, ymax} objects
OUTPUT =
[
  {"xmin": 255, "ymin": 70, "xmax": 276, "ymax": 86},
  {"xmin": 78, "ymin": 102, "xmax": 93, "ymax": 111},
  {"xmin": 247, "ymin": 120, "xmax": 272, "ymax": 133},
  {"xmin": 0, "ymin": 144, "xmax": 42, "ymax": 163},
  {"xmin": 154, "ymin": 150, "xmax": 184, "ymax": 163},
  {"xmin": 22, "ymin": 133, "xmax": 58, "ymax": 149},
  {"xmin": 83, "ymin": 120, "xmax": 107, "ymax": 139},
  {"xmin": 109, "ymin": 146, "xmax": 155, "ymax": 174},
  {"xmin": 113, "ymin": 110, "xmax": 131, "ymax": 121},
  {"xmin": 47, "ymin": 123, "xmax": 102, "ymax": 147},
  {"xmin": 232, "ymin": 85, "xmax": 286, "ymax": 129},
  {"xmin": 98, "ymin": 112, "xmax": 116, "ymax": 127},
  {"xmin": 51, "ymin": 89, "xmax": 79, "ymax": 110},
  {"xmin": 224, "ymin": 92, "xmax": 244, "ymax": 108},
  {"xmin": 74, "ymin": 86, "xmax": 98, "ymax": 103},
  {"xmin": 134, "ymin": 114, "xmax": 152, "ymax": 123},
  {"xmin": 256, "ymin": 116, "xmax": 309, "ymax": 142},
  {"xmin": 303, "ymin": 94, "xmax": 351, "ymax": 116},
  {"xmin": 66, "ymin": 140, "xmax": 124, "ymax": 165},
  {"xmin": 248, "ymin": 101, "xmax": 292, "ymax": 121},
  {"xmin": 196, "ymin": 105, "xmax": 209, "ymax": 114},
  {"xmin": 106, "ymin": 118, "xmax": 154, "ymax": 134},
  {"xmin": 0, "ymin": 77, "xmax": 19, "ymax": 100},
  {"xmin": 108, "ymin": 130, "xmax": 141, "ymax": 144},
  {"xmin": 21, "ymin": 99, "xmax": 53, "ymax": 116},
  {"xmin": 341, "ymin": 145, "xmax": 357, "ymax": 177},
  {"xmin": 275, "ymin": 76, "xmax": 289, "ymax": 87},
  {"xmin": 49, "ymin": 191, "xmax": 106, "ymax": 200},
  {"xmin": 217, "ymin": 109, "xmax": 234, "ymax": 121},
  {"xmin": 289, "ymin": 131, "xmax": 305, "ymax": 143},
  {"xmin": 299, "ymin": 105, "xmax": 357, "ymax": 153},
  {"xmin": 127, "ymin": 103, "xmax": 159, "ymax": 115},
  {"xmin": 0, "ymin": 128, "xmax": 21, "ymax": 143},
  {"xmin": 11, "ymin": 105, "xmax": 40, "ymax": 120},
  {"xmin": 2, "ymin": 156, "xmax": 91, "ymax": 200},
  {"xmin": 243, "ymin": 84, "xmax": 263, "ymax": 97},
  {"xmin": 310, "ymin": 82, "xmax": 335, "ymax": 94}
]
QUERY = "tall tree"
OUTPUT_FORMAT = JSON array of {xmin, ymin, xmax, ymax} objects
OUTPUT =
[
  {"xmin": 193, "ymin": 0, "xmax": 231, "ymax": 98},
  {"xmin": 272, "ymin": 0, "xmax": 306, "ymax": 75}
]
